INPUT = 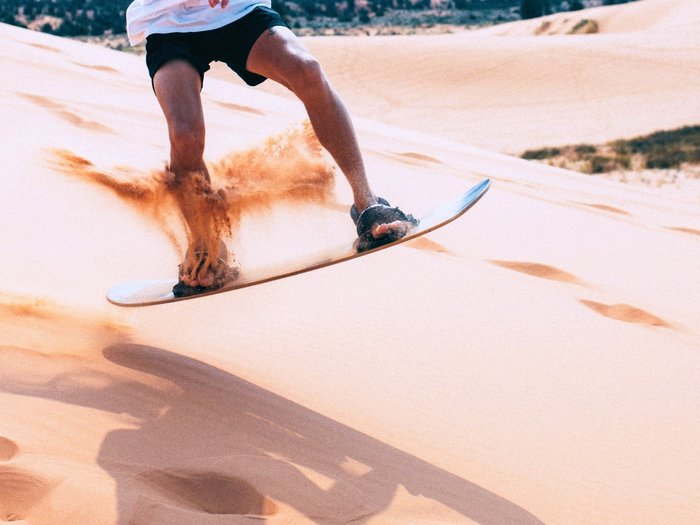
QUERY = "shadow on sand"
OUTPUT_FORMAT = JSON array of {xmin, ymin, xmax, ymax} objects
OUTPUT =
[{"xmin": 1, "ymin": 337, "xmax": 545, "ymax": 523}]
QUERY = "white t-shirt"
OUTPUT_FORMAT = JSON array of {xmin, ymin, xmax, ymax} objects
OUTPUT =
[{"xmin": 126, "ymin": 0, "xmax": 268, "ymax": 45}]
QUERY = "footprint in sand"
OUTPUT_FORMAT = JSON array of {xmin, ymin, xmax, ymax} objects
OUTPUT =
[
  {"xmin": 17, "ymin": 92, "xmax": 115, "ymax": 134},
  {"xmin": 0, "ymin": 437, "xmax": 19, "ymax": 461},
  {"xmin": 0, "ymin": 466, "xmax": 55, "ymax": 522},
  {"xmin": 138, "ymin": 469, "xmax": 278, "ymax": 517},
  {"xmin": 580, "ymin": 300, "xmax": 671, "ymax": 328},
  {"xmin": 488, "ymin": 261, "xmax": 673, "ymax": 328},
  {"xmin": 488, "ymin": 260, "xmax": 583, "ymax": 285}
]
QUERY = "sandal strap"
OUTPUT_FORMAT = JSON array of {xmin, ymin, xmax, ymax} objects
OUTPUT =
[{"xmin": 350, "ymin": 197, "xmax": 390, "ymax": 225}]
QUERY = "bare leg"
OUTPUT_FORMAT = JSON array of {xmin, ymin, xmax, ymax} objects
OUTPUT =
[
  {"xmin": 153, "ymin": 60, "xmax": 229, "ymax": 287},
  {"xmin": 153, "ymin": 60, "xmax": 208, "ymax": 179},
  {"xmin": 248, "ymin": 29, "xmax": 375, "ymax": 207},
  {"xmin": 247, "ymin": 26, "xmax": 410, "ymax": 239}
]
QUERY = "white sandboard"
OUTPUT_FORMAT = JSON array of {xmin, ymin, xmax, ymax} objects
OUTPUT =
[{"xmin": 107, "ymin": 179, "xmax": 490, "ymax": 307}]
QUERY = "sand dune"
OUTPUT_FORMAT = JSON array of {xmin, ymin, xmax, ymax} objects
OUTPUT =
[
  {"xmin": 225, "ymin": 0, "xmax": 700, "ymax": 152},
  {"xmin": 482, "ymin": 0, "xmax": 699, "ymax": 36},
  {"xmin": 2, "ymin": 0, "xmax": 700, "ymax": 522}
]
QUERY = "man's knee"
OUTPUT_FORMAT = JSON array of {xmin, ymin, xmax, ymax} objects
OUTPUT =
[
  {"xmin": 169, "ymin": 119, "xmax": 205, "ymax": 156},
  {"xmin": 286, "ymin": 55, "xmax": 328, "ymax": 98}
]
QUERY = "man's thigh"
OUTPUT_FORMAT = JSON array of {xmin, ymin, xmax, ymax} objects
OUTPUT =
[
  {"xmin": 210, "ymin": 5, "xmax": 288, "ymax": 86},
  {"xmin": 246, "ymin": 25, "xmax": 316, "ymax": 89}
]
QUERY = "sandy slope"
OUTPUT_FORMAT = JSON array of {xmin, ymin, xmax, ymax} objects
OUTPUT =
[
  {"xmin": 2, "ymin": 0, "xmax": 700, "ymax": 523},
  {"xmin": 226, "ymin": 0, "xmax": 700, "ymax": 153}
]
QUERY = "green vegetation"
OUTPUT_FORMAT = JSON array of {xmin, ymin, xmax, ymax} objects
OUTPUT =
[
  {"xmin": 0, "ymin": 0, "xmax": 521, "ymax": 36},
  {"xmin": 1, "ymin": 0, "xmax": 129, "ymax": 36},
  {"xmin": 522, "ymin": 126, "xmax": 700, "ymax": 174},
  {"xmin": 519, "ymin": 0, "xmax": 628, "ymax": 20},
  {"xmin": 0, "ymin": 0, "xmax": 638, "ymax": 39},
  {"xmin": 568, "ymin": 18, "xmax": 598, "ymax": 33}
]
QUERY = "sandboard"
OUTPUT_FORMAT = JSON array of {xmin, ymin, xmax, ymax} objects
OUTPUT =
[{"xmin": 107, "ymin": 178, "xmax": 490, "ymax": 307}]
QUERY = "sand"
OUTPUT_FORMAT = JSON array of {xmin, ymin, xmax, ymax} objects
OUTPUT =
[
  {"xmin": 1, "ymin": 0, "xmax": 700, "ymax": 523},
  {"xmin": 233, "ymin": 0, "xmax": 700, "ymax": 153}
]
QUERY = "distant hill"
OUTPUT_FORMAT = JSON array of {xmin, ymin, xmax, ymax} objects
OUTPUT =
[
  {"xmin": 1, "ymin": 0, "xmax": 636, "ymax": 38},
  {"xmin": 1, "ymin": 0, "xmax": 130, "ymax": 36}
]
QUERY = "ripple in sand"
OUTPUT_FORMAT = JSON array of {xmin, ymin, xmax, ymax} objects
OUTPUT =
[
  {"xmin": 17, "ymin": 92, "xmax": 116, "ymax": 134},
  {"xmin": 72, "ymin": 61, "xmax": 120, "ymax": 73},
  {"xmin": 27, "ymin": 42, "xmax": 61, "ymax": 53},
  {"xmin": 577, "ymin": 203, "xmax": 631, "ymax": 216},
  {"xmin": 214, "ymin": 100, "xmax": 266, "ymax": 116},
  {"xmin": 667, "ymin": 226, "xmax": 700, "ymax": 237},
  {"xmin": 395, "ymin": 152, "xmax": 443, "ymax": 164}
]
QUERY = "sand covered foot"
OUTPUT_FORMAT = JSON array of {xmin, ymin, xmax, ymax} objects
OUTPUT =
[{"xmin": 174, "ymin": 242, "xmax": 240, "ymax": 297}]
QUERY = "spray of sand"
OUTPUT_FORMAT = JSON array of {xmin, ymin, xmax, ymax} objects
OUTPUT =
[
  {"xmin": 50, "ymin": 122, "xmax": 336, "ymax": 276},
  {"xmin": 49, "ymin": 149, "xmax": 184, "ymax": 252},
  {"xmin": 209, "ymin": 120, "xmax": 335, "ymax": 213}
]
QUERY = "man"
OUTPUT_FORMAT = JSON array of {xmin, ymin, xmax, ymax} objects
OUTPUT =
[{"xmin": 126, "ymin": 0, "xmax": 417, "ymax": 296}]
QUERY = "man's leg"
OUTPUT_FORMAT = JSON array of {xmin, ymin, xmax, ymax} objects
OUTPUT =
[
  {"xmin": 153, "ymin": 59, "xmax": 208, "ymax": 178},
  {"xmin": 246, "ymin": 26, "xmax": 409, "ymax": 239},
  {"xmin": 153, "ymin": 59, "xmax": 226, "ymax": 287}
]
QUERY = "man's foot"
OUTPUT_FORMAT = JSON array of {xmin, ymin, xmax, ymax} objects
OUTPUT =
[
  {"xmin": 173, "ymin": 242, "xmax": 240, "ymax": 297},
  {"xmin": 351, "ymin": 198, "xmax": 419, "ymax": 252}
]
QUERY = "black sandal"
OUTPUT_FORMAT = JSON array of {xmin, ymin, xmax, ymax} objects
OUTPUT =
[{"xmin": 350, "ymin": 197, "xmax": 419, "ymax": 252}]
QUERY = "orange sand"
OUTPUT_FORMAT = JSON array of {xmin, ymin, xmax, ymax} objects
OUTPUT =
[{"xmin": 2, "ymin": 0, "xmax": 700, "ymax": 523}]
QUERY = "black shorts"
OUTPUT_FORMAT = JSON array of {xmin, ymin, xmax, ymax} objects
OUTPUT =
[{"xmin": 145, "ymin": 5, "xmax": 287, "ymax": 88}]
